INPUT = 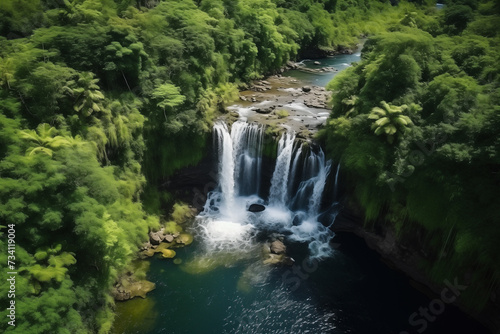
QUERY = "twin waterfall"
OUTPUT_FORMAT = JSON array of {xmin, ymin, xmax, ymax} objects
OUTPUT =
[{"xmin": 199, "ymin": 121, "xmax": 338, "ymax": 259}]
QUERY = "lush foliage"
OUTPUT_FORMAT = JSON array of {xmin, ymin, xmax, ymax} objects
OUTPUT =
[
  {"xmin": 0, "ymin": 0, "xmax": 407, "ymax": 333},
  {"xmin": 320, "ymin": 0, "xmax": 500, "ymax": 311}
]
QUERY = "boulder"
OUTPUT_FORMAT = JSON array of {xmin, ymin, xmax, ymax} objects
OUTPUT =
[
  {"xmin": 164, "ymin": 234, "xmax": 174, "ymax": 243},
  {"xmin": 255, "ymin": 106, "xmax": 274, "ymax": 114},
  {"xmin": 149, "ymin": 231, "xmax": 162, "ymax": 245},
  {"xmin": 314, "ymin": 61, "xmax": 321, "ymax": 65},
  {"xmin": 270, "ymin": 240, "xmax": 286, "ymax": 254},
  {"xmin": 248, "ymin": 204, "xmax": 266, "ymax": 212},
  {"xmin": 302, "ymin": 86, "xmax": 311, "ymax": 93}
]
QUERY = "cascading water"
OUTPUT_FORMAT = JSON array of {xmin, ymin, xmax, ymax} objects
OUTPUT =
[
  {"xmin": 269, "ymin": 132, "xmax": 296, "ymax": 207},
  {"xmin": 199, "ymin": 120, "xmax": 337, "ymax": 259}
]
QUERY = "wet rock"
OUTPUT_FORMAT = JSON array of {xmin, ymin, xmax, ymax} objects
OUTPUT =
[
  {"xmin": 263, "ymin": 253, "xmax": 284, "ymax": 265},
  {"xmin": 255, "ymin": 106, "xmax": 275, "ymax": 114},
  {"xmin": 314, "ymin": 61, "xmax": 321, "ymax": 65},
  {"xmin": 239, "ymin": 96, "xmax": 247, "ymax": 101},
  {"xmin": 302, "ymin": 86, "xmax": 311, "ymax": 93},
  {"xmin": 270, "ymin": 240, "xmax": 286, "ymax": 254},
  {"xmin": 164, "ymin": 234, "xmax": 174, "ymax": 243},
  {"xmin": 282, "ymin": 256, "xmax": 295, "ymax": 266},
  {"xmin": 248, "ymin": 204, "xmax": 266, "ymax": 212}
]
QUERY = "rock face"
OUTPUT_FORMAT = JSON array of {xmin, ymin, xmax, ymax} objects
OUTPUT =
[{"xmin": 248, "ymin": 203, "xmax": 266, "ymax": 212}]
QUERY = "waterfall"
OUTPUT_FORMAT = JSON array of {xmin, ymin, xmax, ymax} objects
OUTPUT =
[
  {"xmin": 333, "ymin": 163, "xmax": 340, "ymax": 201},
  {"xmin": 289, "ymin": 149, "xmax": 331, "ymax": 216},
  {"xmin": 213, "ymin": 122, "xmax": 235, "ymax": 215},
  {"xmin": 269, "ymin": 132, "xmax": 296, "ymax": 206},
  {"xmin": 231, "ymin": 121, "xmax": 264, "ymax": 196},
  {"xmin": 202, "ymin": 121, "xmax": 336, "ymax": 259}
]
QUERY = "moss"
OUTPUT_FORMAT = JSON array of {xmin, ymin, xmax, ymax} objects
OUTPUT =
[
  {"xmin": 164, "ymin": 221, "xmax": 183, "ymax": 234},
  {"xmin": 160, "ymin": 249, "xmax": 176, "ymax": 258},
  {"xmin": 176, "ymin": 233, "xmax": 194, "ymax": 245},
  {"xmin": 275, "ymin": 109, "xmax": 289, "ymax": 119},
  {"xmin": 170, "ymin": 202, "xmax": 194, "ymax": 224}
]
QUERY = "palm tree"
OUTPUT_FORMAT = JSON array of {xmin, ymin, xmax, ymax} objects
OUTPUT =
[
  {"xmin": 368, "ymin": 101, "xmax": 413, "ymax": 144},
  {"xmin": 19, "ymin": 124, "xmax": 71, "ymax": 157},
  {"xmin": 66, "ymin": 72, "xmax": 105, "ymax": 116}
]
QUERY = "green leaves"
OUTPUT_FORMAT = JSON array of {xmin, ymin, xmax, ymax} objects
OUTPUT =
[
  {"xmin": 151, "ymin": 83, "xmax": 186, "ymax": 110},
  {"xmin": 369, "ymin": 101, "xmax": 414, "ymax": 144},
  {"xmin": 19, "ymin": 124, "xmax": 72, "ymax": 157},
  {"xmin": 66, "ymin": 72, "xmax": 105, "ymax": 116}
]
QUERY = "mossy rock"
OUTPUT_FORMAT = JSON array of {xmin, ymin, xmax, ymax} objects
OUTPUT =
[
  {"xmin": 275, "ymin": 109, "xmax": 289, "ymax": 119},
  {"xmin": 160, "ymin": 249, "xmax": 176, "ymax": 258},
  {"xmin": 125, "ymin": 280, "xmax": 156, "ymax": 299},
  {"xmin": 176, "ymin": 233, "xmax": 194, "ymax": 245},
  {"xmin": 173, "ymin": 258, "xmax": 183, "ymax": 265}
]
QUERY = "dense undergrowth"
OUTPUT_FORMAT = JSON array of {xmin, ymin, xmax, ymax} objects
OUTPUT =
[{"xmin": 319, "ymin": 0, "xmax": 500, "ymax": 314}]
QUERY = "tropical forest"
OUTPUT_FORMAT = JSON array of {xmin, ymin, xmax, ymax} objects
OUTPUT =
[{"xmin": 0, "ymin": 0, "xmax": 499, "ymax": 333}]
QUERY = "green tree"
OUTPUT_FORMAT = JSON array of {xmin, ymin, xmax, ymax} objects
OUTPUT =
[
  {"xmin": 18, "ymin": 123, "xmax": 71, "ymax": 157},
  {"xmin": 67, "ymin": 72, "xmax": 105, "ymax": 116},
  {"xmin": 368, "ymin": 101, "xmax": 413, "ymax": 144}
]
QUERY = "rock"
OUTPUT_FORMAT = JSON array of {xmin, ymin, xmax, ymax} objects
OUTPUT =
[
  {"xmin": 255, "ymin": 106, "xmax": 274, "ymax": 114},
  {"xmin": 160, "ymin": 249, "xmax": 176, "ymax": 258},
  {"xmin": 282, "ymin": 256, "xmax": 295, "ymax": 266},
  {"xmin": 302, "ymin": 86, "xmax": 311, "ymax": 93},
  {"xmin": 251, "ymin": 97, "xmax": 257, "ymax": 102},
  {"xmin": 248, "ymin": 204, "xmax": 266, "ymax": 212},
  {"xmin": 270, "ymin": 240, "xmax": 286, "ymax": 254},
  {"xmin": 141, "ymin": 241, "xmax": 152, "ymax": 251},
  {"xmin": 297, "ymin": 129, "xmax": 312, "ymax": 140},
  {"xmin": 263, "ymin": 253, "xmax": 283, "ymax": 265},
  {"xmin": 314, "ymin": 61, "xmax": 321, "ymax": 65},
  {"xmin": 164, "ymin": 234, "xmax": 174, "ymax": 243},
  {"xmin": 176, "ymin": 233, "xmax": 194, "ymax": 245},
  {"xmin": 149, "ymin": 231, "xmax": 162, "ymax": 245},
  {"xmin": 239, "ymin": 96, "xmax": 247, "ymax": 101}
]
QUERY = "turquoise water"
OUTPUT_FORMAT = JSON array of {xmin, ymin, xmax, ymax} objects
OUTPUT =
[
  {"xmin": 284, "ymin": 52, "xmax": 362, "ymax": 87},
  {"xmin": 115, "ymin": 234, "xmax": 489, "ymax": 334}
]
